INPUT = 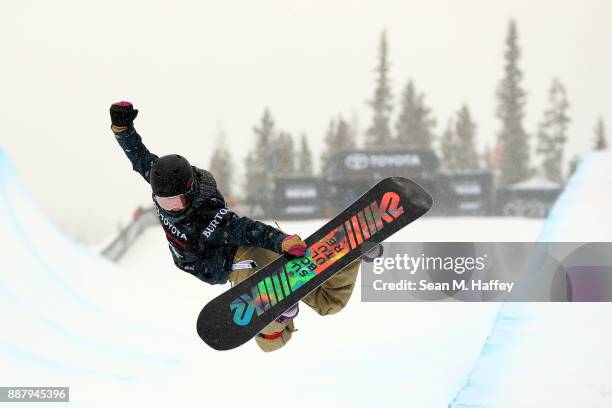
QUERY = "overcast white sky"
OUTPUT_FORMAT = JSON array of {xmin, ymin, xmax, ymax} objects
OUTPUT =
[{"xmin": 1, "ymin": 0, "xmax": 610, "ymax": 243}]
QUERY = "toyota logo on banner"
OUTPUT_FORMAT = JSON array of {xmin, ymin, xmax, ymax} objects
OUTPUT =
[{"xmin": 344, "ymin": 153, "xmax": 370, "ymax": 171}]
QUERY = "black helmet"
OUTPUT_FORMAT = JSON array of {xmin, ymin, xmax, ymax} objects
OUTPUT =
[{"xmin": 150, "ymin": 154, "xmax": 194, "ymax": 197}]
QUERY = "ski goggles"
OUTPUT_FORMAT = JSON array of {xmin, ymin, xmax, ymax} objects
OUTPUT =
[{"xmin": 155, "ymin": 193, "xmax": 190, "ymax": 212}]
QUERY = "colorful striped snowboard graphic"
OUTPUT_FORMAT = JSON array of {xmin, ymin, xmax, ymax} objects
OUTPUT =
[{"xmin": 197, "ymin": 177, "xmax": 433, "ymax": 350}]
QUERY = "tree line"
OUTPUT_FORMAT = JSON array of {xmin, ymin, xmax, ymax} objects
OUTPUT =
[{"xmin": 210, "ymin": 20, "xmax": 608, "ymax": 201}]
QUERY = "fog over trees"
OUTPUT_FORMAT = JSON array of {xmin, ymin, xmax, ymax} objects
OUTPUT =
[{"xmin": 239, "ymin": 19, "xmax": 607, "ymax": 204}]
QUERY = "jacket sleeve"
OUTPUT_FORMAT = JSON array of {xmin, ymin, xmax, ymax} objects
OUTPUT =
[
  {"xmin": 167, "ymin": 243, "xmax": 229, "ymax": 285},
  {"xmin": 224, "ymin": 215, "xmax": 288, "ymax": 253},
  {"xmin": 112, "ymin": 126, "xmax": 158, "ymax": 183},
  {"xmin": 201, "ymin": 209, "xmax": 288, "ymax": 254}
]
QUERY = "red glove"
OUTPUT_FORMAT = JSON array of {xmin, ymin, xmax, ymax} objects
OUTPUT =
[{"xmin": 281, "ymin": 235, "xmax": 307, "ymax": 257}]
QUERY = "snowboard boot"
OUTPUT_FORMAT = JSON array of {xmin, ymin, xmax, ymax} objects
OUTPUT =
[
  {"xmin": 231, "ymin": 245, "xmax": 298, "ymax": 352},
  {"xmin": 254, "ymin": 304, "xmax": 299, "ymax": 352},
  {"xmin": 362, "ymin": 243, "xmax": 384, "ymax": 262},
  {"xmin": 255, "ymin": 319, "xmax": 297, "ymax": 352}
]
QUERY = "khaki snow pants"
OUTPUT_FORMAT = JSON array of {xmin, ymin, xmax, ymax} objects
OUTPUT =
[{"xmin": 229, "ymin": 246, "xmax": 360, "ymax": 352}]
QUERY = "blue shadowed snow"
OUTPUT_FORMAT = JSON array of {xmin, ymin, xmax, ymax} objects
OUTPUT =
[
  {"xmin": 0, "ymin": 150, "xmax": 184, "ymax": 388},
  {"xmin": 448, "ymin": 152, "xmax": 612, "ymax": 408},
  {"xmin": 0, "ymin": 148, "xmax": 547, "ymax": 407}
]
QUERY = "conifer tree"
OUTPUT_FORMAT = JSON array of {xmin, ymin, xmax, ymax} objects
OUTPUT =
[
  {"xmin": 365, "ymin": 30, "xmax": 393, "ymax": 148},
  {"xmin": 252, "ymin": 108, "xmax": 275, "ymax": 173},
  {"xmin": 440, "ymin": 119, "xmax": 457, "ymax": 172},
  {"xmin": 322, "ymin": 119, "xmax": 337, "ymax": 165},
  {"xmin": 209, "ymin": 134, "xmax": 234, "ymax": 197},
  {"xmin": 496, "ymin": 20, "xmax": 530, "ymax": 185},
  {"xmin": 567, "ymin": 154, "xmax": 581, "ymax": 179},
  {"xmin": 275, "ymin": 131, "xmax": 295, "ymax": 176},
  {"xmin": 322, "ymin": 115, "xmax": 355, "ymax": 164},
  {"xmin": 454, "ymin": 104, "xmax": 479, "ymax": 171},
  {"xmin": 536, "ymin": 78, "xmax": 570, "ymax": 183},
  {"xmin": 245, "ymin": 108, "xmax": 276, "ymax": 202},
  {"xmin": 440, "ymin": 105, "xmax": 479, "ymax": 172},
  {"xmin": 336, "ymin": 116, "xmax": 353, "ymax": 149},
  {"xmin": 395, "ymin": 80, "xmax": 436, "ymax": 148},
  {"xmin": 594, "ymin": 117, "xmax": 608, "ymax": 150},
  {"xmin": 298, "ymin": 134, "xmax": 314, "ymax": 176}
]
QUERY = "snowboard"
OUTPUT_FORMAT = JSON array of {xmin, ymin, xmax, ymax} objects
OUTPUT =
[{"xmin": 197, "ymin": 177, "xmax": 433, "ymax": 350}]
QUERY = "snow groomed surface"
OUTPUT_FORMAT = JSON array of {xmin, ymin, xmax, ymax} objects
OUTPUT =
[
  {"xmin": 1, "ymin": 148, "xmax": 547, "ymax": 407},
  {"xmin": 0, "ymin": 149, "xmax": 189, "ymax": 407},
  {"xmin": 449, "ymin": 151, "xmax": 612, "ymax": 408}
]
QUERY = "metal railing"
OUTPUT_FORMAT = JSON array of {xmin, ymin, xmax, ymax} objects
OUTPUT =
[{"xmin": 100, "ymin": 206, "xmax": 158, "ymax": 261}]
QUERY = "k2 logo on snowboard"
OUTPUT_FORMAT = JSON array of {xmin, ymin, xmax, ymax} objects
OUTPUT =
[{"xmin": 229, "ymin": 191, "xmax": 404, "ymax": 326}]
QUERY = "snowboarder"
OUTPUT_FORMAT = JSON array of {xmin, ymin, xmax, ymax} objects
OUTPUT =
[{"xmin": 109, "ymin": 101, "xmax": 360, "ymax": 352}]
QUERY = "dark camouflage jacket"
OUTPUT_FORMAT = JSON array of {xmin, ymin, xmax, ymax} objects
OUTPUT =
[{"xmin": 112, "ymin": 126, "xmax": 287, "ymax": 285}]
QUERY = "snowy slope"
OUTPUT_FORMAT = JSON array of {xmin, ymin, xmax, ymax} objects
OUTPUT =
[
  {"xmin": 119, "ymin": 219, "xmax": 542, "ymax": 408},
  {"xmin": 0, "ymin": 147, "xmax": 550, "ymax": 407},
  {"xmin": 450, "ymin": 151, "xmax": 612, "ymax": 408},
  {"xmin": 0, "ymin": 150, "xmax": 194, "ymax": 408}
]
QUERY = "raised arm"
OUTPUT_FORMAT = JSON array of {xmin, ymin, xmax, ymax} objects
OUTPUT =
[{"xmin": 109, "ymin": 101, "xmax": 158, "ymax": 182}]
